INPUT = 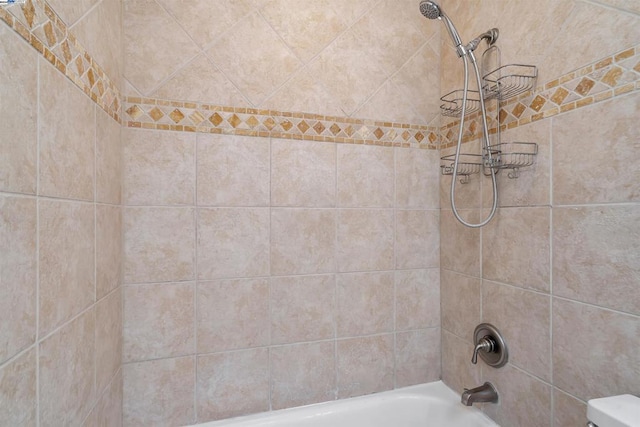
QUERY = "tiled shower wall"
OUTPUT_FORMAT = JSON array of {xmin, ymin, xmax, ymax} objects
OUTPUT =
[
  {"xmin": 120, "ymin": 130, "xmax": 442, "ymax": 425},
  {"xmin": 122, "ymin": 0, "xmax": 442, "ymax": 125},
  {"xmin": 438, "ymin": 1, "xmax": 640, "ymax": 426},
  {"xmin": 0, "ymin": 0, "xmax": 123, "ymax": 424}
]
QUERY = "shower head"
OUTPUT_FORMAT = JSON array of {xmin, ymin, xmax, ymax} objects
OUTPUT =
[
  {"xmin": 419, "ymin": 1, "xmax": 441, "ymax": 19},
  {"xmin": 419, "ymin": 1, "xmax": 465, "ymax": 55}
]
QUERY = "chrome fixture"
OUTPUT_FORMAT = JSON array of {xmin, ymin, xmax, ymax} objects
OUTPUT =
[
  {"xmin": 472, "ymin": 323, "xmax": 508, "ymax": 368},
  {"xmin": 461, "ymin": 382, "xmax": 499, "ymax": 406},
  {"xmin": 419, "ymin": 0, "xmax": 499, "ymax": 228}
]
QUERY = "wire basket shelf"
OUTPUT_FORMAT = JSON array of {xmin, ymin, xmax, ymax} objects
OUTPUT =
[
  {"xmin": 440, "ymin": 153, "xmax": 483, "ymax": 183},
  {"xmin": 485, "ymin": 142, "xmax": 538, "ymax": 178},
  {"xmin": 440, "ymin": 89, "xmax": 481, "ymax": 117},
  {"xmin": 482, "ymin": 64, "xmax": 538, "ymax": 100}
]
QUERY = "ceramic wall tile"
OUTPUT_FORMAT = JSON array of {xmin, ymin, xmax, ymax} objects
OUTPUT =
[
  {"xmin": 196, "ymin": 349, "xmax": 269, "ymax": 421},
  {"xmin": 39, "ymin": 199, "xmax": 95, "ymax": 336},
  {"xmin": 197, "ymin": 134, "xmax": 270, "ymax": 207},
  {"xmin": 124, "ymin": 283, "xmax": 195, "ymax": 362},
  {"xmin": 0, "ymin": 24, "xmax": 37, "ymax": 195},
  {"xmin": 0, "ymin": 196, "xmax": 36, "ymax": 364},
  {"xmin": 270, "ymin": 342, "xmax": 336, "ymax": 410},
  {"xmin": 123, "ymin": 207, "xmax": 195, "ymax": 284},
  {"xmin": 554, "ymin": 205, "xmax": 640, "ymax": 315},
  {"xmin": 123, "ymin": 129, "xmax": 195, "ymax": 206},
  {"xmin": 197, "ymin": 279, "xmax": 269, "ymax": 353},
  {"xmin": 270, "ymin": 275, "xmax": 335, "ymax": 345},
  {"xmin": 197, "ymin": 208, "xmax": 270, "ymax": 279}
]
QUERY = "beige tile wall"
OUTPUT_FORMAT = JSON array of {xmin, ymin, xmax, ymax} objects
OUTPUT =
[
  {"xmin": 123, "ymin": 0, "xmax": 442, "ymax": 126},
  {"xmin": 121, "ymin": 129, "xmax": 442, "ymax": 425},
  {"xmin": 440, "ymin": 37, "xmax": 639, "ymax": 427},
  {"xmin": 0, "ymin": 0, "xmax": 123, "ymax": 425}
]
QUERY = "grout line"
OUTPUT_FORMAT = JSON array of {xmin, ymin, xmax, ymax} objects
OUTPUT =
[
  {"xmin": 192, "ymin": 129, "xmax": 198, "ymax": 423},
  {"xmin": 35, "ymin": 55, "xmax": 41, "ymax": 427}
]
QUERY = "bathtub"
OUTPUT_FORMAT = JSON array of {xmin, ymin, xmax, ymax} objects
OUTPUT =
[{"xmin": 189, "ymin": 381, "xmax": 498, "ymax": 427}]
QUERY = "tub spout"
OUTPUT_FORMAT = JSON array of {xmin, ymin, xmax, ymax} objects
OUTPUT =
[{"xmin": 461, "ymin": 382, "xmax": 498, "ymax": 406}]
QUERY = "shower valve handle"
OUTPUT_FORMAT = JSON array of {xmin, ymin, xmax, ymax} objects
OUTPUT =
[{"xmin": 471, "ymin": 336, "xmax": 495, "ymax": 364}]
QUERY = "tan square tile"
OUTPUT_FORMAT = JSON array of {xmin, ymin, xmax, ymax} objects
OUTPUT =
[
  {"xmin": 396, "ymin": 148, "xmax": 440, "ymax": 209},
  {"xmin": 271, "ymin": 275, "xmax": 335, "ymax": 345},
  {"xmin": 96, "ymin": 204, "xmax": 122, "ymax": 300},
  {"xmin": 483, "ymin": 364, "xmax": 552, "ymax": 427},
  {"xmin": 483, "ymin": 280, "xmax": 551, "ymax": 381},
  {"xmin": 0, "ymin": 348, "xmax": 36, "ymax": 426},
  {"xmin": 123, "ymin": 128, "xmax": 195, "ymax": 206},
  {"xmin": 441, "ymin": 330, "xmax": 480, "ymax": 395},
  {"xmin": 96, "ymin": 288, "xmax": 122, "ymax": 395},
  {"xmin": 395, "ymin": 269, "xmax": 440, "ymax": 331},
  {"xmin": 197, "ymin": 279, "xmax": 269, "ymax": 353},
  {"xmin": 337, "ymin": 145, "xmax": 394, "ymax": 208},
  {"xmin": 39, "ymin": 59, "xmax": 95, "ymax": 201},
  {"xmin": 0, "ymin": 196, "xmax": 36, "ymax": 364},
  {"xmin": 270, "ymin": 342, "xmax": 336, "ymax": 410},
  {"xmin": 271, "ymin": 138, "xmax": 336, "ymax": 207},
  {"xmin": 197, "ymin": 134, "xmax": 270, "ymax": 207},
  {"xmin": 197, "ymin": 208, "xmax": 269, "ymax": 280},
  {"xmin": 123, "ymin": 207, "xmax": 195, "ymax": 284},
  {"xmin": 440, "ymin": 209, "xmax": 480, "ymax": 276},
  {"xmin": 123, "ymin": 356, "xmax": 195, "ymax": 426},
  {"xmin": 96, "ymin": 109, "xmax": 122, "ymax": 205},
  {"xmin": 337, "ymin": 209, "xmax": 394, "ymax": 272},
  {"xmin": 553, "ymin": 389, "xmax": 587, "ymax": 427},
  {"xmin": 554, "ymin": 205, "xmax": 640, "ymax": 315},
  {"xmin": 337, "ymin": 334, "xmax": 394, "ymax": 398},
  {"xmin": 207, "ymin": 13, "xmax": 302, "ymax": 105},
  {"xmin": 441, "ymin": 270, "xmax": 480, "ymax": 340},
  {"xmin": 39, "ymin": 199, "xmax": 95, "ymax": 336},
  {"xmin": 482, "ymin": 207, "xmax": 550, "ymax": 292},
  {"xmin": 40, "ymin": 309, "xmax": 95, "ymax": 426},
  {"xmin": 124, "ymin": 283, "xmax": 194, "ymax": 362},
  {"xmin": 0, "ymin": 25, "xmax": 37, "ymax": 195},
  {"xmin": 395, "ymin": 210, "xmax": 439, "ymax": 269},
  {"xmin": 336, "ymin": 272, "xmax": 393, "ymax": 337},
  {"xmin": 86, "ymin": 370, "xmax": 123, "ymax": 427},
  {"xmin": 197, "ymin": 349, "xmax": 269, "ymax": 421},
  {"xmin": 395, "ymin": 328, "xmax": 440, "ymax": 388},
  {"xmin": 124, "ymin": 0, "xmax": 200, "ymax": 95},
  {"xmin": 553, "ymin": 298, "xmax": 640, "ymax": 401},
  {"xmin": 271, "ymin": 209, "xmax": 336, "ymax": 276},
  {"xmin": 553, "ymin": 93, "xmax": 640, "ymax": 204}
]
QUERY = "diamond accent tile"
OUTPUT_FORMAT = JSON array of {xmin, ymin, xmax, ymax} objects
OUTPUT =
[
  {"xmin": 280, "ymin": 120, "xmax": 293, "ymax": 132},
  {"xmin": 149, "ymin": 107, "xmax": 164, "ymax": 121},
  {"xmin": 209, "ymin": 113, "xmax": 224, "ymax": 126},
  {"xmin": 263, "ymin": 117, "xmax": 276, "ymax": 130},
  {"xmin": 330, "ymin": 123, "xmax": 341, "ymax": 135},
  {"xmin": 574, "ymin": 78, "xmax": 596, "ymax": 96},
  {"xmin": 228, "ymin": 114, "xmax": 242, "ymax": 128},
  {"xmin": 169, "ymin": 109, "xmax": 185, "ymax": 123},
  {"xmin": 415, "ymin": 132, "xmax": 424, "ymax": 143},
  {"xmin": 246, "ymin": 116, "xmax": 260, "ymax": 128},
  {"xmin": 297, "ymin": 120, "xmax": 310, "ymax": 133},
  {"xmin": 126, "ymin": 105, "xmax": 144, "ymax": 120},
  {"xmin": 529, "ymin": 95, "xmax": 547, "ymax": 112},
  {"xmin": 550, "ymin": 87, "xmax": 570, "ymax": 105},
  {"xmin": 601, "ymin": 66, "xmax": 623, "ymax": 87},
  {"xmin": 373, "ymin": 128, "xmax": 384, "ymax": 140},
  {"xmin": 313, "ymin": 121, "xmax": 326, "ymax": 135},
  {"xmin": 402, "ymin": 131, "xmax": 411, "ymax": 141}
]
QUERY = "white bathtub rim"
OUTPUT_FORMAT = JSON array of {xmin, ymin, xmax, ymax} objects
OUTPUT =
[{"xmin": 186, "ymin": 380, "xmax": 498, "ymax": 427}]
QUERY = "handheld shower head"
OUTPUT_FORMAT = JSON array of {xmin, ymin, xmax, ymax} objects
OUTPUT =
[
  {"xmin": 419, "ymin": 1, "xmax": 441, "ymax": 19},
  {"xmin": 419, "ymin": 1, "xmax": 464, "ymax": 55}
]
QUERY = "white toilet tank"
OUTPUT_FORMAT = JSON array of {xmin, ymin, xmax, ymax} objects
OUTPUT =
[{"xmin": 587, "ymin": 394, "xmax": 640, "ymax": 427}]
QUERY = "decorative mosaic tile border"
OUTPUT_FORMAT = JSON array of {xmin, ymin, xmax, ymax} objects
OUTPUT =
[
  {"xmin": 440, "ymin": 44, "xmax": 640, "ymax": 148},
  {"xmin": 123, "ymin": 98, "xmax": 441, "ymax": 149},
  {"xmin": 0, "ymin": 0, "xmax": 121, "ymax": 122}
]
